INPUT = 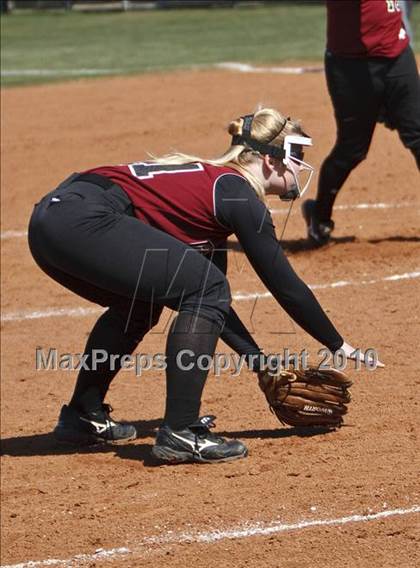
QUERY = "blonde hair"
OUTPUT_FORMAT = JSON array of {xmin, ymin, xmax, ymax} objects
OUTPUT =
[{"xmin": 149, "ymin": 107, "xmax": 304, "ymax": 200}]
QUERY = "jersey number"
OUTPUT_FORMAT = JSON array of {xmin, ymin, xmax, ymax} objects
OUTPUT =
[{"xmin": 128, "ymin": 162, "xmax": 203, "ymax": 180}]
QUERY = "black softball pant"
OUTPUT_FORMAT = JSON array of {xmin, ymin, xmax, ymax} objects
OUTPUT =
[
  {"xmin": 28, "ymin": 174, "xmax": 231, "ymax": 428},
  {"xmin": 316, "ymin": 46, "xmax": 420, "ymax": 221}
]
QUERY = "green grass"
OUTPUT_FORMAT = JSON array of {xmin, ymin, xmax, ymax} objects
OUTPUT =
[
  {"xmin": 0, "ymin": 6, "xmax": 326, "ymax": 86},
  {"xmin": 1, "ymin": 4, "xmax": 419, "ymax": 87}
]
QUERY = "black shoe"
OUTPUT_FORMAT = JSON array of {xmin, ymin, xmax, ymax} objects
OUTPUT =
[
  {"xmin": 302, "ymin": 199, "xmax": 334, "ymax": 247},
  {"xmin": 54, "ymin": 403, "xmax": 137, "ymax": 445},
  {"xmin": 152, "ymin": 415, "xmax": 248, "ymax": 464}
]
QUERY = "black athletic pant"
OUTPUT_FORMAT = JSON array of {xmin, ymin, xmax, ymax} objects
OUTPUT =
[
  {"xmin": 316, "ymin": 46, "xmax": 420, "ymax": 222},
  {"xmin": 28, "ymin": 174, "xmax": 231, "ymax": 429}
]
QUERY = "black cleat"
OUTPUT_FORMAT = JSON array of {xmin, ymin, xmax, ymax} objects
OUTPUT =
[
  {"xmin": 302, "ymin": 199, "xmax": 334, "ymax": 247},
  {"xmin": 152, "ymin": 415, "xmax": 248, "ymax": 464},
  {"xmin": 54, "ymin": 403, "xmax": 137, "ymax": 445}
]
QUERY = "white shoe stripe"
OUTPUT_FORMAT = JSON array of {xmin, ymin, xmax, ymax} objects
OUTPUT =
[
  {"xmin": 79, "ymin": 417, "xmax": 109, "ymax": 434},
  {"xmin": 171, "ymin": 432, "xmax": 219, "ymax": 452}
]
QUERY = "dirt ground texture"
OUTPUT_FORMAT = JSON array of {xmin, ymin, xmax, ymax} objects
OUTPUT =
[{"xmin": 1, "ymin": 68, "xmax": 419, "ymax": 567}]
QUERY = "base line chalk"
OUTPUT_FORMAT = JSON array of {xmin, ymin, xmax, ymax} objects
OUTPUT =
[
  {"xmin": 270, "ymin": 201, "xmax": 418, "ymax": 215},
  {"xmin": 215, "ymin": 62, "xmax": 324, "ymax": 74},
  {"xmin": 2, "ymin": 271, "xmax": 419, "ymax": 323},
  {"xmin": 1, "ymin": 69, "xmax": 120, "ymax": 77},
  {"xmin": 2, "ymin": 63, "xmax": 319, "ymax": 79},
  {"xmin": 232, "ymin": 271, "xmax": 420, "ymax": 301},
  {"xmin": 2, "ymin": 505, "xmax": 419, "ymax": 568},
  {"xmin": 2, "ymin": 202, "xmax": 418, "ymax": 241}
]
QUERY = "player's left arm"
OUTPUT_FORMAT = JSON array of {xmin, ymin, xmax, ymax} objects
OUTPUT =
[
  {"xmin": 214, "ymin": 175, "xmax": 384, "ymax": 367},
  {"xmin": 215, "ymin": 175, "xmax": 343, "ymax": 352}
]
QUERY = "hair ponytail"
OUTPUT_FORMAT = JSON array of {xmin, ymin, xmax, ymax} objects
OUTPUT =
[{"xmin": 149, "ymin": 107, "xmax": 303, "ymax": 201}]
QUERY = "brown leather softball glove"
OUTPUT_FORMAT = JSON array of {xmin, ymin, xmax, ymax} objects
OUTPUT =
[{"xmin": 258, "ymin": 366, "xmax": 352, "ymax": 428}]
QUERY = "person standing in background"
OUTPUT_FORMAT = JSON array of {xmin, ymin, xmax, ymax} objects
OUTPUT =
[
  {"xmin": 302, "ymin": 0, "xmax": 420, "ymax": 247},
  {"xmin": 400, "ymin": 0, "xmax": 414, "ymax": 46}
]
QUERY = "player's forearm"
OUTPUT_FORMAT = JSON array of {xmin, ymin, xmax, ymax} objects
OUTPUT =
[{"xmin": 220, "ymin": 307, "xmax": 263, "ymax": 370}]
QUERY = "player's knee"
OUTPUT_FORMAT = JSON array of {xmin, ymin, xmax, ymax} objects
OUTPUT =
[
  {"xmin": 197, "ymin": 272, "xmax": 231, "ymax": 317},
  {"xmin": 180, "ymin": 272, "xmax": 231, "ymax": 326},
  {"xmin": 215, "ymin": 276, "xmax": 232, "ymax": 316},
  {"xmin": 332, "ymin": 147, "xmax": 368, "ymax": 171},
  {"xmin": 351, "ymin": 150, "xmax": 368, "ymax": 167},
  {"xmin": 410, "ymin": 145, "xmax": 420, "ymax": 170},
  {"xmin": 110, "ymin": 304, "xmax": 161, "ymax": 342}
]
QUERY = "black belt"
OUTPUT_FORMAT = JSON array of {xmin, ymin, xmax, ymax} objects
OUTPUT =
[{"xmin": 74, "ymin": 172, "xmax": 117, "ymax": 191}]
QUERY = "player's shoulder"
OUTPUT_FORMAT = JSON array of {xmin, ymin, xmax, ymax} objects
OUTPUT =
[
  {"xmin": 207, "ymin": 165, "xmax": 254, "ymax": 196},
  {"xmin": 202, "ymin": 162, "xmax": 245, "ymax": 180}
]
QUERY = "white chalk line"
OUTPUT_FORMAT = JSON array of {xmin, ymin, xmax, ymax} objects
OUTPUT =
[
  {"xmin": 1, "ymin": 69, "xmax": 122, "ymax": 77},
  {"xmin": 1, "ymin": 306, "xmax": 103, "ymax": 322},
  {"xmin": 1, "ymin": 230, "xmax": 28, "ymax": 240},
  {"xmin": 2, "ymin": 63, "xmax": 322, "ymax": 79},
  {"xmin": 4, "ymin": 62, "xmax": 419, "ymax": 82},
  {"xmin": 2, "ymin": 271, "xmax": 419, "ymax": 323},
  {"xmin": 271, "ymin": 201, "xmax": 419, "ymax": 215},
  {"xmin": 215, "ymin": 62, "xmax": 324, "ymax": 74},
  {"xmin": 232, "ymin": 271, "xmax": 420, "ymax": 301},
  {"xmin": 0, "ymin": 547, "xmax": 130, "ymax": 568},
  {"xmin": 1, "ymin": 202, "xmax": 418, "ymax": 241},
  {"xmin": 2, "ymin": 505, "xmax": 419, "ymax": 568}
]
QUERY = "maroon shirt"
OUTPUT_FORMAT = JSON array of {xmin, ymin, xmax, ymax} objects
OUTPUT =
[
  {"xmin": 83, "ymin": 161, "xmax": 344, "ymax": 352},
  {"xmin": 327, "ymin": 0, "xmax": 409, "ymax": 58},
  {"xmin": 86, "ymin": 162, "xmax": 242, "ymax": 252}
]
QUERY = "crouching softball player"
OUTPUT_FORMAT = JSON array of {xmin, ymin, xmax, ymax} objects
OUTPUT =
[{"xmin": 28, "ymin": 108, "xmax": 374, "ymax": 464}]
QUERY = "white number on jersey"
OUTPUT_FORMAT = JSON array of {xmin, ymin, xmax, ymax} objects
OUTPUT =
[
  {"xmin": 385, "ymin": 0, "xmax": 401, "ymax": 13},
  {"xmin": 128, "ymin": 162, "xmax": 203, "ymax": 180}
]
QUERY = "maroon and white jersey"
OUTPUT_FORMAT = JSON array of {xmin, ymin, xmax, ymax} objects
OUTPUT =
[
  {"xmin": 82, "ymin": 160, "xmax": 343, "ymax": 351},
  {"xmin": 326, "ymin": 0, "xmax": 409, "ymax": 58},
  {"xmin": 85, "ymin": 162, "xmax": 243, "ymax": 253}
]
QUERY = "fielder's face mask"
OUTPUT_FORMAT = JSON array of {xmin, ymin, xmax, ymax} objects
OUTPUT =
[{"xmin": 231, "ymin": 114, "xmax": 314, "ymax": 201}]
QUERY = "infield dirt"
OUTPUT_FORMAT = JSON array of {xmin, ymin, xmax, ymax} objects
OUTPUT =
[{"xmin": 1, "ymin": 68, "xmax": 419, "ymax": 567}]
